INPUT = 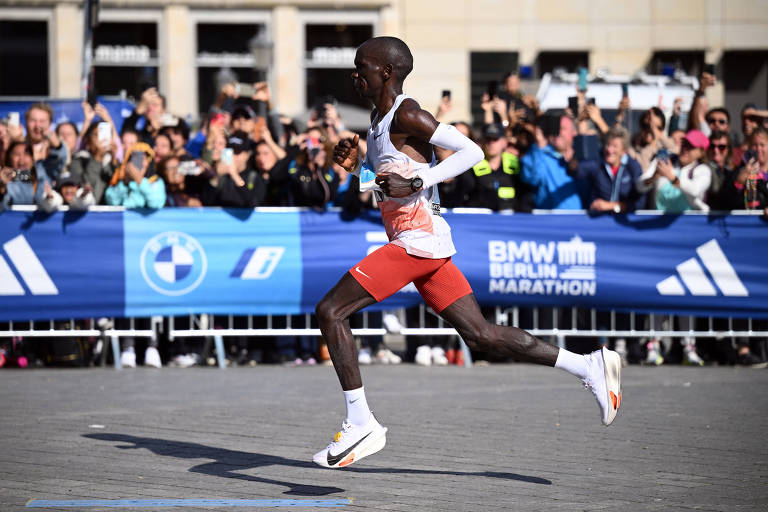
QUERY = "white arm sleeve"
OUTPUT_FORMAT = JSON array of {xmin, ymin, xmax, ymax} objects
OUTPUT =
[{"xmin": 420, "ymin": 123, "xmax": 484, "ymax": 188}]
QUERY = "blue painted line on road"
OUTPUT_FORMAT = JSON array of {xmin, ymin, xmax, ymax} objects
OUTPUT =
[{"xmin": 27, "ymin": 498, "xmax": 351, "ymax": 508}]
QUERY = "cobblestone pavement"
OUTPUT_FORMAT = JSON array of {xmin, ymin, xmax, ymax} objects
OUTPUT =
[{"xmin": 1, "ymin": 364, "xmax": 766, "ymax": 511}]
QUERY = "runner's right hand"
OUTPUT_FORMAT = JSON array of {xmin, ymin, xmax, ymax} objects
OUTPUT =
[{"xmin": 333, "ymin": 134, "xmax": 359, "ymax": 171}]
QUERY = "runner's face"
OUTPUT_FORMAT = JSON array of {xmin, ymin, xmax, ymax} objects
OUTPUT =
[{"xmin": 352, "ymin": 47, "xmax": 383, "ymax": 98}]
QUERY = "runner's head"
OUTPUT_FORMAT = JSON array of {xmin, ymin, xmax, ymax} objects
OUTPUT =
[{"xmin": 353, "ymin": 37, "xmax": 413, "ymax": 97}]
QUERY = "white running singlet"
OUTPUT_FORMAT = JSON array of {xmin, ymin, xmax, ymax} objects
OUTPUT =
[{"xmin": 364, "ymin": 94, "xmax": 456, "ymax": 259}]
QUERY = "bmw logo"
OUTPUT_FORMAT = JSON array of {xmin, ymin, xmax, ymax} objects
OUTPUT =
[{"xmin": 140, "ymin": 231, "xmax": 207, "ymax": 296}]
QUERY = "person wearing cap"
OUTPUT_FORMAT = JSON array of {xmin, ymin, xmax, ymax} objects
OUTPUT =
[
  {"xmin": 464, "ymin": 123, "xmax": 520, "ymax": 211},
  {"xmin": 637, "ymin": 129, "xmax": 712, "ymax": 212},
  {"xmin": 39, "ymin": 170, "xmax": 95, "ymax": 212},
  {"xmin": 520, "ymin": 112, "xmax": 583, "ymax": 210},
  {"xmin": 203, "ymin": 130, "xmax": 266, "ymax": 208}
]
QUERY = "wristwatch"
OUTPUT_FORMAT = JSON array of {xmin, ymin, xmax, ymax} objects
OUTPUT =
[
  {"xmin": 410, "ymin": 176, "xmax": 424, "ymax": 192},
  {"xmin": 672, "ymin": 176, "xmax": 680, "ymax": 186}
]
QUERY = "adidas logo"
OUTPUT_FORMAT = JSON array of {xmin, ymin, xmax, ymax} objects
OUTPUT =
[
  {"xmin": 656, "ymin": 239, "xmax": 747, "ymax": 297},
  {"xmin": 0, "ymin": 235, "xmax": 59, "ymax": 296}
]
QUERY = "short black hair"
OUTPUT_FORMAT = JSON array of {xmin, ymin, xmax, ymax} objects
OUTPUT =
[
  {"xmin": 363, "ymin": 36, "xmax": 414, "ymax": 81},
  {"xmin": 55, "ymin": 121, "xmax": 79, "ymax": 137},
  {"xmin": 706, "ymin": 107, "xmax": 730, "ymax": 123}
]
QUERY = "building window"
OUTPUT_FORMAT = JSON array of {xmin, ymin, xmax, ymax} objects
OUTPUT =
[
  {"xmin": 648, "ymin": 51, "xmax": 704, "ymax": 79},
  {"xmin": 470, "ymin": 52, "xmax": 518, "ymax": 127},
  {"xmin": 536, "ymin": 51, "xmax": 589, "ymax": 78},
  {"xmin": 196, "ymin": 23, "xmax": 267, "ymax": 115},
  {"xmin": 92, "ymin": 21, "xmax": 159, "ymax": 99},
  {"xmin": 0, "ymin": 20, "xmax": 49, "ymax": 96},
  {"xmin": 304, "ymin": 23, "xmax": 373, "ymax": 124}
]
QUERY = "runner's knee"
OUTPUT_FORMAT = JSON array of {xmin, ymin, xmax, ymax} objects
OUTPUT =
[{"xmin": 315, "ymin": 298, "xmax": 340, "ymax": 325}]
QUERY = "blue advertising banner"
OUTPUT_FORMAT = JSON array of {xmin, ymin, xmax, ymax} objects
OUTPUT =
[
  {"xmin": 0, "ymin": 210, "xmax": 125, "ymax": 321},
  {"xmin": 123, "ymin": 208, "xmax": 302, "ymax": 317},
  {"xmin": 0, "ymin": 209, "xmax": 765, "ymax": 321}
]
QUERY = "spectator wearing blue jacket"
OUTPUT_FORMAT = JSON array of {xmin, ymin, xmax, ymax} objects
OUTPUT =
[
  {"xmin": 105, "ymin": 144, "xmax": 166, "ymax": 209},
  {"xmin": 577, "ymin": 126, "xmax": 645, "ymax": 213},
  {"xmin": 521, "ymin": 113, "xmax": 583, "ymax": 209}
]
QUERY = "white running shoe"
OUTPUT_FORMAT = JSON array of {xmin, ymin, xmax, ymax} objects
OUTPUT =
[
  {"xmin": 415, "ymin": 345, "xmax": 432, "ymax": 366},
  {"xmin": 120, "ymin": 350, "xmax": 136, "ymax": 369},
  {"xmin": 683, "ymin": 347, "xmax": 704, "ymax": 367},
  {"xmin": 375, "ymin": 348, "xmax": 402, "ymax": 365},
  {"xmin": 382, "ymin": 314, "xmax": 402, "ymax": 334},
  {"xmin": 144, "ymin": 347, "xmax": 162, "ymax": 368},
  {"xmin": 431, "ymin": 346, "xmax": 449, "ymax": 366},
  {"xmin": 584, "ymin": 347, "xmax": 622, "ymax": 426},
  {"xmin": 313, "ymin": 414, "xmax": 388, "ymax": 469},
  {"xmin": 358, "ymin": 347, "xmax": 372, "ymax": 365}
]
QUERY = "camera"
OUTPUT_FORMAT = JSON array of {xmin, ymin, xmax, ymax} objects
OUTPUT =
[
  {"xmin": 178, "ymin": 159, "xmax": 201, "ymax": 176},
  {"xmin": 13, "ymin": 169, "xmax": 33, "ymax": 182}
]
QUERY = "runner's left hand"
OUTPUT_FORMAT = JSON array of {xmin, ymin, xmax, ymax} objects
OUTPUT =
[{"xmin": 375, "ymin": 172, "xmax": 413, "ymax": 198}]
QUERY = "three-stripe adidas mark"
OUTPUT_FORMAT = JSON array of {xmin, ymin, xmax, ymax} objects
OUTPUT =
[
  {"xmin": 0, "ymin": 235, "xmax": 59, "ymax": 296},
  {"xmin": 656, "ymin": 239, "xmax": 747, "ymax": 297}
]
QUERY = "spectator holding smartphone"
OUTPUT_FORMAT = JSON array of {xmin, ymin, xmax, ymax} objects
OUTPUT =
[
  {"xmin": 122, "ymin": 86, "xmax": 167, "ymax": 145},
  {"xmin": 105, "ymin": 144, "xmax": 166, "ymax": 209},
  {"xmin": 717, "ymin": 127, "xmax": 768, "ymax": 215},
  {"xmin": 286, "ymin": 127, "xmax": 337, "ymax": 210},
  {"xmin": 203, "ymin": 131, "xmax": 266, "ymax": 208},
  {"xmin": 157, "ymin": 155, "xmax": 214, "ymax": 207},
  {"xmin": 68, "ymin": 121, "xmax": 118, "ymax": 204},
  {"xmin": 636, "ymin": 130, "xmax": 711, "ymax": 212}
]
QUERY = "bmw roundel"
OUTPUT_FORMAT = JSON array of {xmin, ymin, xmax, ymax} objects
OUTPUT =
[{"xmin": 140, "ymin": 231, "xmax": 207, "ymax": 296}]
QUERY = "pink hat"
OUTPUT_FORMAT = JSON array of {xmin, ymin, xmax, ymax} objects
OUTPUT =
[{"xmin": 684, "ymin": 130, "xmax": 709, "ymax": 150}]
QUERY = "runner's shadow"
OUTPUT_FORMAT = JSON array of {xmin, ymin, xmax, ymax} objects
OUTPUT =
[
  {"xmin": 84, "ymin": 433, "xmax": 551, "ymax": 492},
  {"xmin": 83, "ymin": 433, "xmax": 342, "ymax": 496}
]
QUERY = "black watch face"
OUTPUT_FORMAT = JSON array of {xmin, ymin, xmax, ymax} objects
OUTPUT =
[{"xmin": 412, "ymin": 177, "xmax": 423, "ymax": 190}]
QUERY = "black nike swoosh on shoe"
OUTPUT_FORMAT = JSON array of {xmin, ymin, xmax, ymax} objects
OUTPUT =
[{"xmin": 326, "ymin": 432, "xmax": 371, "ymax": 466}]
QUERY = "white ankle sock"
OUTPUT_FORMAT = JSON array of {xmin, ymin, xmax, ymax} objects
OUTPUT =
[
  {"xmin": 554, "ymin": 348, "xmax": 589, "ymax": 380},
  {"xmin": 343, "ymin": 387, "xmax": 371, "ymax": 426}
]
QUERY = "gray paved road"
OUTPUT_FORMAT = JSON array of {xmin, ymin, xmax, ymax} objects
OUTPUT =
[{"xmin": 1, "ymin": 364, "xmax": 766, "ymax": 511}]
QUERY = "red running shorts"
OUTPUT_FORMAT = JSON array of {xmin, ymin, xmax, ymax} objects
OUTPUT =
[{"xmin": 349, "ymin": 243, "xmax": 473, "ymax": 313}]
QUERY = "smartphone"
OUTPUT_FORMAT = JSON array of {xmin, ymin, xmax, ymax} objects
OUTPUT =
[
  {"xmin": 178, "ymin": 160, "xmax": 201, "ymax": 176},
  {"xmin": 221, "ymin": 148, "xmax": 234, "ymax": 165},
  {"xmin": 587, "ymin": 97, "xmax": 596, "ymax": 105},
  {"xmin": 621, "ymin": 83, "xmax": 629, "ymax": 97},
  {"xmin": 486, "ymin": 80, "xmax": 498, "ymax": 98},
  {"xmin": 704, "ymin": 63, "xmax": 716, "ymax": 76},
  {"xmin": 743, "ymin": 149, "xmax": 758, "ymax": 164},
  {"xmin": 577, "ymin": 67, "xmax": 588, "ymax": 92},
  {"xmin": 129, "ymin": 150, "xmax": 145, "ymax": 169},
  {"xmin": 442, "ymin": 89, "xmax": 451, "ymax": 100},
  {"xmin": 657, "ymin": 148, "xmax": 669, "ymax": 163},
  {"xmin": 8, "ymin": 112, "xmax": 20, "ymax": 128},
  {"xmin": 97, "ymin": 122, "xmax": 111, "ymax": 145},
  {"xmin": 235, "ymin": 82, "xmax": 256, "ymax": 97},
  {"xmin": 568, "ymin": 96, "xmax": 579, "ymax": 114}
]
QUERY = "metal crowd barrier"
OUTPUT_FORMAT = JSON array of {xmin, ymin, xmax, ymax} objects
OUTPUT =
[{"xmin": 1, "ymin": 305, "xmax": 764, "ymax": 369}]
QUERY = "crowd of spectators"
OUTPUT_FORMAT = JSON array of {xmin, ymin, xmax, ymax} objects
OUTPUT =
[{"xmin": 1, "ymin": 66, "xmax": 767, "ymax": 369}]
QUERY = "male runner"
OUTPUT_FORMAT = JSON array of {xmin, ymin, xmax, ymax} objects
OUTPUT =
[{"xmin": 313, "ymin": 36, "xmax": 622, "ymax": 469}]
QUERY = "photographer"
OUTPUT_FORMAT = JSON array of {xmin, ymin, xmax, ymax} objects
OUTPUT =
[
  {"xmin": 0, "ymin": 141, "xmax": 51, "ymax": 210},
  {"xmin": 202, "ymin": 131, "xmax": 266, "ymax": 208},
  {"xmin": 12, "ymin": 103, "xmax": 68, "ymax": 184},
  {"xmin": 68, "ymin": 120, "xmax": 119, "ymax": 205},
  {"xmin": 105, "ymin": 144, "xmax": 166, "ymax": 209},
  {"xmin": 636, "ymin": 130, "xmax": 711, "ymax": 212},
  {"xmin": 286, "ymin": 127, "xmax": 337, "ymax": 210},
  {"xmin": 157, "ymin": 155, "xmax": 214, "ymax": 207}
]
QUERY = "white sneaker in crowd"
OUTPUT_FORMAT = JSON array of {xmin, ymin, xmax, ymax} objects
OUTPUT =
[
  {"xmin": 144, "ymin": 346, "xmax": 162, "ymax": 368},
  {"xmin": 375, "ymin": 348, "xmax": 402, "ymax": 365},
  {"xmin": 415, "ymin": 345, "xmax": 432, "ymax": 366},
  {"xmin": 358, "ymin": 347, "xmax": 372, "ymax": 365},
  {"xmin": 120, "ymin": 350, "xmax": 136, "ymax": 369},
  {"xmin": 170, "ymin": 354, "xmax": 197, "ymax": 368},
  {"xmin": 313, "ymin": 414, "xmax": 388, "ymax": 469},
  {"xmin": 382, "ymin": 314, "xmax": 402, "ymax": 334},
  {"xmin": 583, "ymin": 347, "xmax": 622, "ymax": 426},
  {"xmin": 683, "ymin": 347, "xmax": 704, "ymax": 366},
  {"xmin": 645, "ymin": 340, "xmax": 664, "ymax": 366},
  {"xmin": 431, "ymin": 346, "xmax": 448, "ymax": 366}
]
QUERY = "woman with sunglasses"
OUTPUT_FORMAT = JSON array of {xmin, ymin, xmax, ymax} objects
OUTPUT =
[{"xmin": 717, "ymin": 127, "xmax": 768, "ymax": 215}]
